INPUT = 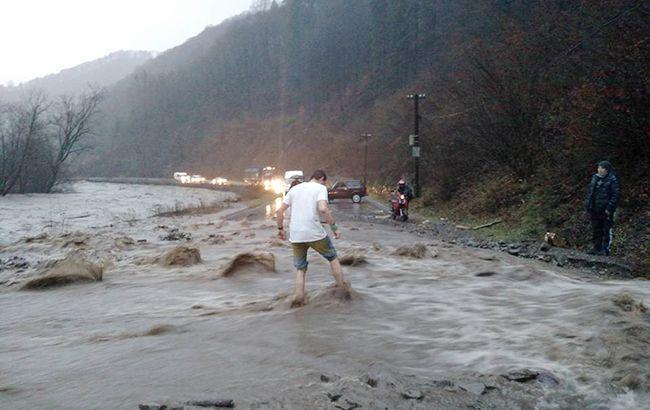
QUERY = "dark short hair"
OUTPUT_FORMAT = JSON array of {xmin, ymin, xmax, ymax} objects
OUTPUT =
[
  {"xmin": 310, "ymin": 169, "xmax": 327, "ymax": 181},
  {"xmin": 598, "ymin": 160, "xmax": 612, "ymax": 171}
]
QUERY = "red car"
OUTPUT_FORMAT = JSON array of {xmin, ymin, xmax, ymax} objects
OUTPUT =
[{"xmin": 328, "ymin": 180, "xmax": 367, "ymax": 203}]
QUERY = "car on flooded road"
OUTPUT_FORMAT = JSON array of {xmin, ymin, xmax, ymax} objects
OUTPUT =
[
  {"xmin": 190, "ymin": 174, "xmax": 206, "ymax": 184},
  {"xmin": 173, "ymin": 172, "xmax": 191, "ymax": 184},
  {"xmin": 244, "ymin": 167, "xmax": 261, "ymax": 185},
  {"xmin": 328, "ymin": 179, "xmax": 367, "ymax": 203},
  {"xmin": 210, "ymin": 177, "xmax": 228, "ymax": 186}
]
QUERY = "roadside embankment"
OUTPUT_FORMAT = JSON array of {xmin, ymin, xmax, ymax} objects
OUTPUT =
[{"xmin": 362, "ymin": 192, "xmax": 645, "ymax": 279}]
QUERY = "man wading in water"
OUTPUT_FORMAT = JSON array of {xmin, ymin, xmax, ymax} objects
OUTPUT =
[{"xmin": 276, "ymin": 169, "xmax": 348, "ymax": 307}]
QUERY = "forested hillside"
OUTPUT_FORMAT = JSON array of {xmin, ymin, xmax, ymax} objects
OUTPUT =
[{"xmin": 86, "ymin": 0, "xmax": 648, "ymax": 266}]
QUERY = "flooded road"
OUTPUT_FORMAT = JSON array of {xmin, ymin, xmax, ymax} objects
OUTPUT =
[{"xmin": 0, "ymin": 183, "xmax": 648, "ymax": 409}]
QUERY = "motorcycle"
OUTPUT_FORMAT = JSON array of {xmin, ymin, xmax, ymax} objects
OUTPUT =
[{"xmin": 390, "ymin": 193, "xmax": 409, "ymax": 222}]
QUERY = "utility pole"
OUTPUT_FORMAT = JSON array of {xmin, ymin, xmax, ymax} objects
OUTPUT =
[
  {"xmin": 361, "ymin": 133, "xmax": 371, "ymax": 184},
  {"xmin": 407, "ymin": 93, "xmax": 425, "ymax": 197}
]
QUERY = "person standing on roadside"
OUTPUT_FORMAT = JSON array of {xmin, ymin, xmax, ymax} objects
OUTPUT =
[
  {"xmin": 584, "ymin": 161, "xmax": 621, "ymax": 256},
  {"xmin": 275, "ymin": 169, "xmax": 348, "ymax": 307}
]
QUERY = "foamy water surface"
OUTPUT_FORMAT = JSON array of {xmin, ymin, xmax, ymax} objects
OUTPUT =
[{"xmin": 0, "ymin": 183, "xmax": 648, "ymax": 409}]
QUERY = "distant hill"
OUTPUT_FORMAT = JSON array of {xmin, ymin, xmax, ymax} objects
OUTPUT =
[
  {"xmin": 0, "ymin": 50, "xmax": 154, "ymax": 100},
  {"xmin": 86, "ymin": 1, "xmax": 647, "ymax": 186}
]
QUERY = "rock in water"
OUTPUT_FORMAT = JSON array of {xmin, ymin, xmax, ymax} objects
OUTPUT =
[
  {"xmin": 218, "ymin": 252, "xmax": 276, "ymax": 277},
  {"xmin": 475, "ymin": 271, "xmax": 497, "ymax": 277},
  {"xmin": 161, "ymin": 246, "xmax": 202, "ymax": 267},
  {"xmin": 457, "ymin": 382, "xmax": 486, "ymax": 395},
  {"xmin": 320, "ymin": 374, "xmax": 341, "ymax": 383},
  {"xmin": 186, "ymin": 399, "xmax": 235, "ymax": 408},
  {"xmin": 21, "ymin": 255, "xmax": 103, "ymax": 290},
  {"xmin": 0, "ymin": 256, "xmax": 30, "ymax": 271},
  {"xmin": 339, "ymin": 252, "xmax": 368, "ymax": 266},
  {"xmin": 159, "ymin": 228, "xmax": 192, "ymax": 241},
  {"xmin": 23, "ymin": 233, "xmax": 48, "ymax": 243},
  {"xmin": 138, "ymin": 404, "xmax": 183, "ymax": 410},
  {"xmin": 392, "ymin": 244, "xmax": 428, "ymax": 259},
  {"xmin": 501, "ymin": 369, "xmax": 560, "ymax": 386},
  {"xmin": 308, "ymin": 282, "xmax": 354, "ymax": 307},
  {"xmin": 506, "ymin": 245, "xmax": 520, "ymax": 256},
  {"xmin": 138, "ymin": 403, "xmax": 163, "ymax": 410},
  {"xmin": 61, "ymin": 233, "xmax": 89, "ymax": 248},
  {"xmin": 114, "ymin": 236, "xmax": 135, "ymax": 248},
  {"xmin": 612, "ymin": 293, "xmax": 647, "ymax": 313},
  {"xmin": 401, "ymin": 389, "xmax": 424, "ymax": 399}
]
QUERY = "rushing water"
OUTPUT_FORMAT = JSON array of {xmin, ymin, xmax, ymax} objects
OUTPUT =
[{"xmin": 0, "ymin": 183, "xmax": 648, "ymax": 409}]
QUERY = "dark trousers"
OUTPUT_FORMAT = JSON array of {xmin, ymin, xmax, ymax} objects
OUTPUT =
[{"xmin": 591, "ymin": 214, "xmax": 613, "ymax": 254}]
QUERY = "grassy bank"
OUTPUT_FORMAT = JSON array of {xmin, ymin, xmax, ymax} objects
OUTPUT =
[{"xmin": 371, "ymin": 176, "xmax": 649, "ymax": 273}]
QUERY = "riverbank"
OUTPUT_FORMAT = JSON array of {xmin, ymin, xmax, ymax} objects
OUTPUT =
[{"xmin": 366, "ymin": 188, "xmax": 647, "ymax": 279}]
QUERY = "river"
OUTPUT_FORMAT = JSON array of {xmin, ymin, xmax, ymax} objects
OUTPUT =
[{"xmin": 0, "ymin": 182, "xmax": 648, "ymax": 409}]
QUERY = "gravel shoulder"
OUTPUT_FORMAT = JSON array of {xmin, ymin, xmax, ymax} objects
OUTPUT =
[{"xmin": 343, "ymin": 196, "xmax": 643, "ymax": 279}]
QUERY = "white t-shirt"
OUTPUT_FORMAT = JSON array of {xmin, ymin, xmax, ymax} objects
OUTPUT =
[{"xmin": 283, "ymin": 181, "xmax": 329, "ymax": 243}]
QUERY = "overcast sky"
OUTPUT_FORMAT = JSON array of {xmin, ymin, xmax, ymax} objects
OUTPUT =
[{"xmin": 0, "ymin": 0, "xmax": 252, "ymax": 86}]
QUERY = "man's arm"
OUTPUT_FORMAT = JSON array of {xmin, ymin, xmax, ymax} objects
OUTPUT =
[
  {"xmin": 606, "ymin": 175, "xmax": 621, "ymax": 214},
  {"xmin": 317, "ymin": 200, "xmax": 335, "ymax": 225},
  {"xmin": 276, "ymin": 203, "xmax": 289, "ymax": 239},
  {"xmin": 317, "ymin": 200, "xmax": 340, "ymax": 238}
]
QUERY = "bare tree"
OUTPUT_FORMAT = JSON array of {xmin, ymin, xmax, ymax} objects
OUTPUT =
[
  {"xmin": 0, "ymin": 88, "xmax": 102, "ymax": 195},
  {"xmin": 45, "ymin": 89, "xmax": 103, "ymax": 192},
  {"xmin": 0, "ymin": 92, "xmax": 48, "ymax": 195}
]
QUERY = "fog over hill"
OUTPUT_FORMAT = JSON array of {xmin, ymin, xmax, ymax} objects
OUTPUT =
[{"xmin": 0, "ymin": 50, "xmax": 154, "ymax": 100}]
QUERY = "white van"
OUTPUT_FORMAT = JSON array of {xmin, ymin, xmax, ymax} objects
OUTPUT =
[{"xmin": 173, "ymin": 172, "xmax": 190, "ymax": 184}]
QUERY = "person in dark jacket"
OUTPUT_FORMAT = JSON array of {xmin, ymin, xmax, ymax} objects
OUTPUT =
[
  {"xmin": 584, "ymin": 161, "xmax": 621, "ymax": 255},
  {"xmin": 396, "ymin": 179, "xmax": 414, "ymax": 200}
]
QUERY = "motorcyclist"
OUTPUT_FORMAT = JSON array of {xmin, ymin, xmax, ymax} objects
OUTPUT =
[{"xmin": 396, "ymin": 179, "xmax": 414, "ymax": 201}]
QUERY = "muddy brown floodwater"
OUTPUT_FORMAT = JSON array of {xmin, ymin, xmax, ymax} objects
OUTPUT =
[{"xmin": 0, "ymin": 182, "xmax": 648, "ymax": 409}]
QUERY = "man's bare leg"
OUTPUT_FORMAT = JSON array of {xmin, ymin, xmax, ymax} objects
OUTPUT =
[
  {"xmin": 329, "ymin": 258, "xmax": 346, "ymax": 287},
  {"xmin": 291, "ymin": 269, "xmax": 307, "ymax": 307},
  {"xmin": 328, "ymin": 258, "xmax": 351, "ymax": 299}
]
